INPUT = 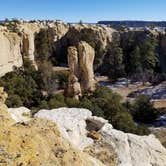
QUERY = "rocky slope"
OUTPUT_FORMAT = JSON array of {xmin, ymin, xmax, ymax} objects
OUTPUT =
[
  {"xmin": 0, "ymin": 88, "xmax": 104, "ymax": 166},
  {"xmin": 2, "ymin": 86, "xmax": 166, "ymax": 165},
  {"xmin": 0, "ymin": 21, "xmax": 115, "ymax": 76},
  {"xmin": 35, "ymin": 108, "xmax": 166, "ymax": 166}
]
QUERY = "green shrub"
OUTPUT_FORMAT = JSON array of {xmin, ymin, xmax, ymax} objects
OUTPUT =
[
  {"xmin": 54, "ymin": 70, "xmax": 69, "ymax": 89},
  {"xmin": 34, "ymin": 28, "xmax": 56, "ymax": 63},
  {"xmin": 48, "ymin": 94, "xmax": 67, "ymax": 109},
  {"xmin": 0, "ymin": 59, "xmax": 68, "ymax": 110},
  {"xmin": 79, "ymin": 86, "xmax": 150, "ymax": 135},
  {"xmin": 38, "ymin": 100, "xmax": 49, "ymax": 109},
  {"xmin": 6, "ymin": 94, "xmax": 23, "ymax": 108},
  {"xmin": 131, "ymin": 95, "xmax": 157, "ymax": 124},
  {"xmin": 38, "ymin": 61, "xmax": 59, "ymax": 94},
  {"xmin": 0, "ymin": 59, "xmax": 42, "ymax": 108},
  {"xmin": 111, "ymin": 110, "xmax": 137, "ymax": 133},
  {"xmin": 65, "ymin": 97, "xmax": 79, "ymax": 108},
  {"xmin": 136, "ymin": 125, "xmax": 150, "ymax": 135}
]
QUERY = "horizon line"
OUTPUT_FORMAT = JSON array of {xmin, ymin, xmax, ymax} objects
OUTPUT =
[{"xmin": 1, "ymin": 18, "xmax": 166, "ymax": 23}]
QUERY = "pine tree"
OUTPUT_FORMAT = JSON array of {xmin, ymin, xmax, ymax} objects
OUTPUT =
[
  {"xmin": 130, "ymin": 46, "xmax": 142, "ymax": 74},
  {"xmin": 140, "ymin": 36, "xmax": 158, "ymax": 71},
  {"xmin": 107, "ymin": 44, "xmax": 124, "ymax": 80},
  {"xmin": 140, "ymin": 36, "xmax": 158, "ymax": 83}
]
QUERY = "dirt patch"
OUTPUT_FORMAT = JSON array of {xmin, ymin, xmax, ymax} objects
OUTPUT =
[
  {"xmin": 151, "ymin": 128, "xmax": 166, "ymax": 148},
  {"xmin": 153, "ymin": 100, "xmax": 166, "ymax": 109},
  {"xmin": 84, "ymin": 137, "xmax": 117, "ymax": 166}
]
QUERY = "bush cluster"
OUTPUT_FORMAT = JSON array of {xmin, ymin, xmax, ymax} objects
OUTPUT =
[
  {"xmin": 1, "ymin": 59, "xmax": 157, "ymax": 136},
  {"xmin": 130, "ymin": 95, "xmax": 158, "ymax": 124},
  {"xmin": 77, "ymin": 87, "xmax": 150, "ymax": 135},
  {"xmin": 0, "ymin": 59, "xmax": 68, "ymax": 109}
]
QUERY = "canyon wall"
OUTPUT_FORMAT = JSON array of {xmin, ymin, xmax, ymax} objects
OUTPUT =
[
  {"xmin": 0, "ymin": 21, "xmax": 115, "ymax": 76},
  {"xmin": 0, "ymin": 21, "xmax": 69, "ymax": 76},
  {"xmin": 0, "ymin": 26, "xmax": 23, "ymax": 76}
]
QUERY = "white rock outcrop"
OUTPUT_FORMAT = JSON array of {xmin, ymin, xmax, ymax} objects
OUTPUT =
[
  {"xmin": 35, "ymin": 107, "xmax": 166, "ymax": 166},
  {"xmin": 8, "ymin": 107, "xmax": 31, "ymax": 123},
  {"xmin": 35, "ymin": 108, "xmax": 94, "ymax": 149}
]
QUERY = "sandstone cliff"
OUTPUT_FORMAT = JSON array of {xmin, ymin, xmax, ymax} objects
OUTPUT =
[
  {"xmin": 0, "ymin": 21, "xmax": 115, "ymax": 76},
  {"xmin": 18, "ymin": 22, "xmax": 69, "ymax": 66},
  {"xmin": 0, "ymin": 26, "xmax": 23, "ymax": 76},
  {"xmin": 67, "ymin": 41, "xmax": 96, "ymax": 99},
  {"xmin": 0, "ymin": 21, "xmax": 69, "ymax": 76}
]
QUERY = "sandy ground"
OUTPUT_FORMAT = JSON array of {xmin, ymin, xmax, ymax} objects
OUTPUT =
[
  {"xmin": 153, "ymin": 100, "xmax": 166, "ymax": 109},
  {"xmin": 96, "ymin": 76, "xmax": 166, "ymax": 109},
  {"xmin": 53, "ymin": 66, "xmax": 69, "ymax": 72},
  {"xmin": 115, "ymin": 85, "xmax": 166, "ymax": 109}
]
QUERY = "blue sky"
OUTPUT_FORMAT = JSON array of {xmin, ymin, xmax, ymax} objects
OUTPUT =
[{"xmin": 0, "ymin": 0, "xmax": 166, "ymax": 22}]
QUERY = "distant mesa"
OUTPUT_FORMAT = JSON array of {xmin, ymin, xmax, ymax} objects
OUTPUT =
[{"xmin": 98, "ymin": 20, "xmax": 166, "ymax": 27}]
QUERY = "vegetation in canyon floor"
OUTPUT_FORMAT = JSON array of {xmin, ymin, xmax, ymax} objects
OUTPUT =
[{"xmin": 0, "ymin": 59, "xmax": 158, "ymax": 136}]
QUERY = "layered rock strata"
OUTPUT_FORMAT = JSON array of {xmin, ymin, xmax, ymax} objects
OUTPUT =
[
  {"xmin": 0, "ymin": 27, "xmax": 23, "ymax": 76},
  {"xmin": 0, "ymin": 21, "xmax": 115, "ymax": 76},
  {"xmin": 67, "ymin": 41, "xmax": 96, "ymax": 99}
]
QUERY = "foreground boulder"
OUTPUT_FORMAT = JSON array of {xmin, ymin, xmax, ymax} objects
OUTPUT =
[
  {"xmin": 0, "ymin": 89, "xmax": 104, "ymax": 166},
  {"xmin": 35, "ymin": 108, "xmax": 166, "ymax": 166},
  {"xmin": 0, "ymin": 119, "xmax": 104, "ymax": 166},
  {"xmin": 36, "ymin": 108, "xmax": 94, "ymax": 149},
  {"xmin": 8, "ymin": 107, "xmax": 31, "ymax": 123}
]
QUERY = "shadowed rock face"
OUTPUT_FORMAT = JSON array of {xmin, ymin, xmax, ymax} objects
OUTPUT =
[
  {"xmin": 67, "ymin": 41, "xmax": 96, "ymax": 99},
  {"xmin": 65, "ymin": 24, "xmax": 115, "ymax": 48}
]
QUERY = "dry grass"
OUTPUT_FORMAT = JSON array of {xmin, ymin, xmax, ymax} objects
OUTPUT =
[
  {"xmin": 53, "ymin": 66, "xmax": 69, "ymax": 72},
  {"xmin": 114, "ymin": 84, "xmax": 151, "ymax": 101},
  {"xmin": 112, "ymin": 84, "xmax": 166, "ymax": 109},
  {"xmin": 153, "ymin": 100, "xmax": 166, "ymax": 109}
]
